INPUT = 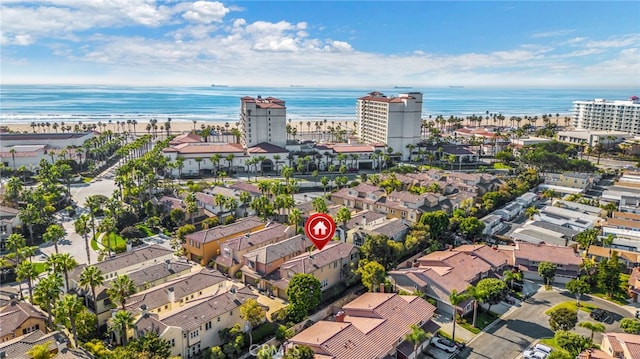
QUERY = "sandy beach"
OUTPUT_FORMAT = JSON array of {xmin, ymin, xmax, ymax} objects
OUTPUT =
[{"xmin": 1, "ymin": 113, "xmax": 572, "ymax": 135}]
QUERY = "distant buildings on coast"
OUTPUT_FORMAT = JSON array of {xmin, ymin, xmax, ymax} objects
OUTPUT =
[{"xmin": 573, "ymin": 96, "xmax": 640, "ymax": 135}]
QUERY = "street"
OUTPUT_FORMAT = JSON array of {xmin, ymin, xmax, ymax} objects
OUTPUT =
[{"xmin": 463, "ymin": 288, "xmax": 635, "ymax": 359}]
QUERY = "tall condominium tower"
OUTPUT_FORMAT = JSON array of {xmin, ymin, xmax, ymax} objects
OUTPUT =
[
  {"xmin": 239, "ymin": 96, "xmax": 287, "ymax": 148},
  {"xmin": 573, "ymin": 97, "xmax": 640, "ymax": 135},
  {"xmin": 356, "ymin": 91, "xmax": 423, "ymax": 160}
]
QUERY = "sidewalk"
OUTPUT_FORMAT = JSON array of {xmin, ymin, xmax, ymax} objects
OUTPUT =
[{"xmin": 431, "ymin": 311, "xmax": 475, "ymax": 343}]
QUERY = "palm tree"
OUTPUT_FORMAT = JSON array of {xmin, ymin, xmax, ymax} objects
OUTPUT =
[
  {"xmin": 404, "ymin": 324, "xmax": 429, "ymax": 356},
  {"xmin": 112, "ymin": 310, "xmax": 134, "ymax": 346},
  {"xmin": 225, "ymin": 154, "xmax": 235, "ymax": 175},
  {"xmin": 503, "ymin": 269, "xmax": 523, "ymax": 289},
  {"xmin": 335, "ymin": 207, "xmax": 352, "ymax": 240},
  {"xmin": 449, "ymin": 289, "xmax": 467, "ymax": 342},
  {"xmin": 43, "ymin": 224, "xmax": 65, "ymax": 254},
  {"xmin": 579, "ymin": 321, "xmax": 606, "ymax": 341},
  {"xmin": 34, "ymin": 274, "xmax": 63, "ymax": 328},
  {"xmin": 4, "ymin": 176, "xmax": 23, "ymax": 207},
  {"xmin": 107, "ymin": 274, "xmax": 136, "ymax": 311},
  {"xmin": 79, "ymin": 266, "xmax": 104, "ymax": 319},
  {"xmin": 74, "ymin": 214, "xmax": 92, "ymax": 264},
  {"xmin": 466, "ymin": 285, "xmax": 479, "ymax": 327},
  {"xmin": 16, "ymin": 260, "xmax": 37, "ymax": 302},
  {"xmin": 55, "ymin": 253, "xmax": 78, "ymax": 292},
  {"xmin": 6, "ymin": 233, "xmax": 27, "ymax": 263},
  {"xmin": 56, "ymin": 294, "xmax": 83, "ymax": 347},
  {"xmin": 289, "ymin": 208, "xmax": 302, "ymax": 234}
]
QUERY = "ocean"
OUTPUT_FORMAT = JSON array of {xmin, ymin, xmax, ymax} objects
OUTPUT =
[{"xmin": 0, "ymin": 85, "xmax": 637, "ymax": 125}]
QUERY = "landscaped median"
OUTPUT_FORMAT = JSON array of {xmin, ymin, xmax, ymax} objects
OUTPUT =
[{"xmin": 544, "ymin": 301, "xmax": 597, "ymax": 315}]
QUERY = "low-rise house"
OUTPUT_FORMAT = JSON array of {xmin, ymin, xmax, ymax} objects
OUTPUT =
[
  {"xmin": 603, "ymin": 211, "xmax": 640, "ymax": 241},
  {"xmin": 480, "ymin": 214, "xmax": 507, "ymax": 236},
  {"xmin": 270, "ymin": 242, "xmax": 359, "ymax": 300},
  {"xmin": 0, "ymin": 206, "xmax": 21, "ymax": 254},
  {"xmin": 577, "ymin": 332, "xmax": 640, "ymax": 359},
  {"xmin": 499, "ymin": 242, "xmax": 582, "ymax": 283},
  {"xmin": 0, "ymin": 301, "xmax": 47, "ymax": 342},
  {"xmin": 214, "ymin": 223, "xmax": 295, "ymax": 275},
  {"xmin": 509, "ymin": 225, "xmax": 575, "ymax": 247},
  {"xmin": 0, "ymin": 330, "xmax": 89, "ymax": 359},
  {"xmin": 155, "ymin": 195, "xmax": 205, "ymax": 225},
  {"xmin": 533, "ymin": 205, "xmax": 601, "ymax": 231},
  {"xmin": 553, "ymin": 199, "xmax": 607, "ymax": 218},
  {"xmin": 331, "ymin": 183, "xmax": 386, "ymax": 211},
  {"xmin": 134, "ymin": 286, "xmax": 259, "ymax": 359},
  {"xmin": 627, "ymin": 267, "xmax": 640, "ymax": 303},
  {"xmin": 620, "ymin": 194, "xmax": 640, "ymax": 214},
  {"xmin": 389, "ymin": 249, "xmax": 498, "ymax": 315},
  {"xmin": 515, "ymin": 192, "xmax": 538, "ymax": 208},
  {"xmin": 285, "ymin": 293, "xmax": 439, "ymax": 359},
  {"xmin": 336, "ymin": 210, "xmax": 386, "ymax": 243},
  {"xmin": 541, "ymin": 172, "xmax": 600, "ymax": 194},
  {"xmin": 241, "ymin": 235, "xmax": 313, "ymax": 288},
  {"xmin": 493, "ymin": 202, "xmax": 523, "ymax": 222},
  {"xmin": 125, "ymin": 269, "xmax": 232, "ymax": 317},
  {"xmin": 183, "ymin": 217, "xmax": 265, "ymax": 265}
]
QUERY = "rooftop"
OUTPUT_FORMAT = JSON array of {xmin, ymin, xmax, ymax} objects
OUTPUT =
[
  {"xmin": 185, "ymin": 217, "xmax": 264, "ymax": 244},
  {"xmin": 70, "ymin": 244, "xmax": 173, "ymax": 280},
  {"xmin": 0, "ymin": 301, "xmax": 47, "ymax": 338}
]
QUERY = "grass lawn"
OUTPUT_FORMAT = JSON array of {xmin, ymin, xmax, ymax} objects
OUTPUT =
[
  {"xmin": 437, "ymin": 330, "xmax": 466, "ymax": 344},
  {"xmin": 544, "ymin": 301, "xmax": 597, "ymax": 315},
  {"xmin": 458, "ymin": 321, "xmax": 482, "ymax": 335},
  {"xmin": 461, "ymin": 310, "xmax": 499, "ymax": 331},
  {"xmin": 33, "ymin": 262, "xmax": 48, "ymax": 275},
  {"xmin": 90, "ymin": 238, "xmax": 100, "ymax": 250},
  {"xmin": 493, "ymin": 162, "xmax": 512, "ymax": 170},
  {"xmin": 135, "ymin": 224, "xmax": 154, "ymax": 237},
  {"xmin": 101, "ymin": 232, "xmax": 127, "ymax": 253}
]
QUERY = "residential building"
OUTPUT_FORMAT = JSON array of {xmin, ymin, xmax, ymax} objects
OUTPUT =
[
  {"xmin": 572, "ymin": 97, "xmax": 640, "ymax": 135},
  {"xmin": 0, "ymin": 301, "xmax": 47, "ymax": 342},
  {"xmin": 241, "ymin": 234, "xmax": 313, "ymax": 288},
  {"xmin": 0, "ymin": 132, "xmax": 95, "ymax": 170},
  {"xmin": 480, "ymin": 214, "xmax": 507, "ymax": 236},
  {"xmin": 286, "ymin": 293, "xmax": 439, "ymax": 359},
  {"xmin": 499, "ymin": 242, "xmax": 582, "ymax": 283},
  {"xmin": 239, "ymin": 95, "xmax": 287, "ymax": 148},
  {"xmin": 0, "ymin": 205, "xmax": 21, "ymax": 254},
  {"xmin": 493, "ymin": 202, "xmax": 523, "ymax": 222},
  {"xmin": 515, "ymin": 192, "xmax": 538, "ymax": 208},
  {"xmin": 577, "ymin": 332, "xmax": 640, "ymax": 359},
  {"xmin": 602, "ymin": 211, "xmax": 640, "ymax": 241},
  {"xmin": 556, "ymin": 129, "xmax": 630, "ymax": 149},
  {"xmin": 356, "ymin": 91, "xmax": 423, "ymax": 160},
  {"xmin": 134, "ymin": 286, "xmax": 259, "ymax": 359},
  {"xmin": 541, "ymin": 172, "xmax": 600, "ymax": 194},
  {"xmin": 125, "ymin": 269, "xmax": 232, "ymax": 317},
  {"xmin": 163, "ymin": 142, "xmax": 247, "ymax": 177},
  {"xmin": 389, "ymin": 248, "xmax": 507, "ymax": 315},
  {"xmin": 533, "ymin": 205, "xmax": 602, "ymax": 231},
  {"xmin": 214, "ymin": 222, "xmax": 295, "ymax": 275},
  {"xmin": 0, "ymin": 330, "xmax": 89, "ymax": 359},
  {"xmin": 270, "ymin": 242, "xmax": 359, "ymax": 300},
  {"xmin": 552, "ymin": 199, "xmax": 607, "ymax": 218},
  {"xmin": 183, "ymin": 217, "xmax": 265, "ymax": 265},
  {"xmin": 628, "ymin": 267, "xmax": 640, "ymax": 302}
]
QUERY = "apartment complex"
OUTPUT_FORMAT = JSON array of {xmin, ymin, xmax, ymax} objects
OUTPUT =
[
  {"xmin": 572, "ymin": 97, "xmax": 640, "ymax": 135},
  {"xmin": 239, "ymin": 96, "xmax": 287, "ymax": 148},
  {"xmin": 356, "ymin": 91, "xmax": 423, "ymax": 160}
]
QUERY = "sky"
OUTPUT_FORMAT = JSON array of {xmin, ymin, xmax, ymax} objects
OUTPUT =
[{"xmin": 1, "ymin": 1, "xmax": 639, "ymax": 88}]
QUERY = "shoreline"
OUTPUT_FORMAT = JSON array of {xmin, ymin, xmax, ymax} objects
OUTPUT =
[{"xmin": 0, "ymin": 113, "xmax": 573, "ymax": 135}]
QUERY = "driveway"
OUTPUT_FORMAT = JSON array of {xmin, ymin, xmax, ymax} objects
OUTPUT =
[{"xmin": 462, "ymin": 288, "xmax": 633, "ymax": 359}]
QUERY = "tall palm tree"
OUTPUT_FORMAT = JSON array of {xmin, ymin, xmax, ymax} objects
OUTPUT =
[
  {"xmin": 16, "ymin": 260, "xmax": 38, "ymax": 302},
  {"xmin": 55, "ymin": 253, "xmax": 78, "ymax": 292},
  {"xmin": 239, "ymin": 191, "xmax": 252, "ymax": 217},
  {"xmin": 112, "ymin": 310, "xmax": 134, "ymax": 346},
  {"xmin": 56, "ymin": 294, "xmax": 84, "ymax": 347},
  {"xmin": 74, "ymin": 214, "xmax": 92, "ymax": 264},
  {"xmin": 6, "ymin": 233, "xmax": 27, "ymax": 262},
  {"xmin": 43, "ymin": 224, "xmax": 65, "ymax": 254},
  {"xmin": 34, "ymin": 273, "xmax": 63, "ymax": 328},
  {"xmin": 289, "ymin": 208, "xmax": 302, "ymax": 234},
  {"xmin": 466, "ymin": 285, "xmax": 479, "ymax": 327},
  {"xmin": 107, "ymin": 274, "xmax": 136, "ymax": 311},
  {"xmin": 579, "ymin": 321, "xmax": 606, "ymax": 341},
  {"xmin": 449, "ymin": 289, "xmax": 468, "ymax": 342},
  {"xmin": 79, "ymin": 266, "xmax": 104, "ymax": 326}
]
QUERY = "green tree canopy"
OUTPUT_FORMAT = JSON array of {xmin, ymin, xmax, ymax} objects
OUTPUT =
[
  {"xmin": 357, "ymin": 260, "xmax": 386, "ymax": 292},
  {"xmin": 458, "ymin": 216, "xmax": 485, "ymax": 240},
  {"xmin": 554, "ymin": 330, "xmax": 593, "ymax": 356},
  {"xmin": 127, "ymin": 331, "xmax": 172, "ymax": 359},
  {"xmin": 548, "ymin": 307, "xmax": 578, "ymax": 331},
  {"xmin": 538, "ymin": 262, "xmax": 557, "ymax": 286},
  {"xmin": 286, "ymin": 273, "xmax": 322, "ymax": 322},
  {"xmin": 475, "ymin": 278, "xmax": 507, "ymax": 313},
  {"xmin": 620, "ymin": 318, "xmax": 640, "ymax": 334},
  {"xmin": 566, "ymin": 278, "xmax": 591, "ymax": 305},
  {"xmin": 419, "ymin": 210, "xmax": 449, "ymax": 240}
]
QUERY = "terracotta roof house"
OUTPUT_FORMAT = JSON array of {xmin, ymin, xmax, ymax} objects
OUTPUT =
[
  {"xmin": 215, "ymin": 222, "xmax": 295, "ymax": 275},
  {"xmin": 499, "ymin": 242, "xmax": 583, "ymax": 284},
  {"xmin": 241, "ymin": 234, "xmax": 314, "ymax": 288},
  {"xmin": 0, "ymin": 205, "xmax": 21, "ymax": 256},
  {"xmin": 134, "ymin": 286, "xmax": 259, "ymax": 358},
  {"xmin": 628, "ymin": 267, "xmax": 640, "ymax": 303},
  {"xmin": 286, "ymin": 293, "xmax": 439, "ymax": 359},
  {"xmin": 583, "ymin": 332, "xmax": 640, "ymax": 359},
  {"xmin": 0, "ymin": 301, "xmax": 47, "ymax": 342},
  {"xmin": 0, "ymin": 330, "xmax": 91, "ymax": 359},
  {"xmin": 183, "ymin": 217, "xmax": 265, "ymax": 265},
  {"xmin": 389, "ymin": 249, "xmax": 495, "ymax": 315},
  {"xmin": 270, "ymin": 242, "xmax": 359, "ymax": 300}
]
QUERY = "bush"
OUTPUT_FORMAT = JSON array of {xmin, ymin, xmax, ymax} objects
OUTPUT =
[
  {"xmin": 234, "ymin": 271, "xmax": 243, "ymax": 279},
  {"xmin": 275, "ymin": 325, "xmax": 293, "ymax": 341},
  {"xmin": 224, "ymin": 216, "xmax": 235, "ymax": 225},
  {"xmin": 270, "ymin": 307, "xmax": 288, "ymax": 322},
  {"xmin": 250, "ymin": 322, "xmax": 277, "ymax": 344},
  {"xmin": 120, "ymin": 226, "xmax": 144, "ymax": 239}
]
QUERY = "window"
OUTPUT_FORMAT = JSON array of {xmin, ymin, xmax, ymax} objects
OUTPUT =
[
  {"xmin": 230, "ymin": 310, "xmax": 233, "ymax": 316},
  {"xmin": 333, "ymin": 261, "xmax": 338, "ymax": 269},
  {"xmin": 205, "ymin": 321, "xmax": 212, "ymax": 330},
  {"xmin": 321, "ymin": 279, "xmax": 328, "ymax": 289},
  {"xmin": 171, "ymin": 339, "xmax": 176, "ymax": 347},
  {"xmin": 217, "ymin": 317, "xmax": 221, "ymax": 322}
]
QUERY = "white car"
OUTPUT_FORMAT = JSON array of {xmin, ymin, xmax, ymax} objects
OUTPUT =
[
  {"xmin": 431, "ymin": 337, "xmax": 459, "ymax": 353},
  {"xmin": 523, "ymin": 350, "xmax": 547, "ymax": 359}
]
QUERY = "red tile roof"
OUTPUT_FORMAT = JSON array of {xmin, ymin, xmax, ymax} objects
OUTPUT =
[
  {"xmin": 247, "ymin": 143, "xmax": 288, "ymax": 154},
  {"xmin": 163, "ymin": 142, "xmax": 244, "ymax": 154},
  {"xmin": 514, "ymin": 242, "xmax": 582, "ymax": 266}
]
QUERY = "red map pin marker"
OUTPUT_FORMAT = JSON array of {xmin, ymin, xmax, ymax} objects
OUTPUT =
[{"xmin": 304, "ymin": 213, "xmax": 336, "ymax": 250}]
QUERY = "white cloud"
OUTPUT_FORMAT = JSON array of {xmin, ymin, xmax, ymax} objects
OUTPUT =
[
  {"xmin": 182, "ymin": 1, "xmax": 229, "ymax": 24},
  {"xmin": 531, "ymin": 29, "xmax": 575, "ymax": 38}
]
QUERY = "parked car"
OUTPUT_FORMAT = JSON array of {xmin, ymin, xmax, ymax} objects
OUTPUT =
[
  {"xmin": 431, "ymin": 337, "xmax": 459, "ymax": 353},
  {"xmin": 523, "ymin": 350, "xmax": 547, "ymax": 359},
  {"xmin": 590, "ymin": 309, "xmax": 613, "ymax": 323}
]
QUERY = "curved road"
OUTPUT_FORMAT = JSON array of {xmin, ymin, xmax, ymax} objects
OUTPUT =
[{"xmin": 463, "ymin": 288, "xmax": 635, "ymax": 359}]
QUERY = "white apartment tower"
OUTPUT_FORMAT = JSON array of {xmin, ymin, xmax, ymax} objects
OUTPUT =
[
  {"xmin": 573, "ymin": 96, "xmax": 640, "ymax": 135},
  {"xmin": 239, "ymin": 96, "xmax": 287, "ymax": 148},
  {"xmin": 356, "ymin": 91, "xmax": 423, "ymax": 160}
]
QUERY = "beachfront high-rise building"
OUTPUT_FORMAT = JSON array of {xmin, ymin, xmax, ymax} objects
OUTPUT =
[
  {"xmin": 356, "ymin": 91, "xmax": 423, "ymax": 160},
  {"xmin": 239, "ymin": 96, "xmax": 287, "ymax": 148},
  {"xmin": 572, "ymin": 96, "xmax": 640, "ymax": 135}
]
